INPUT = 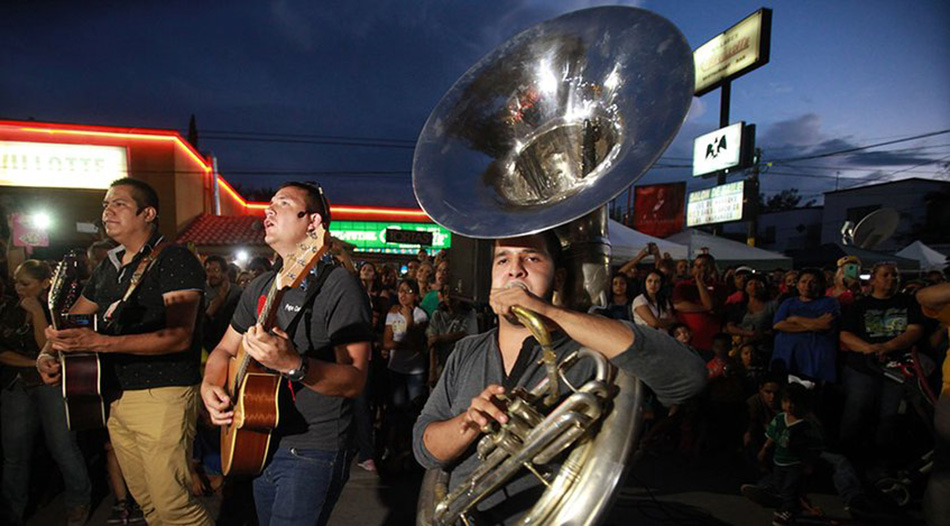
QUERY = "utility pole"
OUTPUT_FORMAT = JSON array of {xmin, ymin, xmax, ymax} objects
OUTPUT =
[
  {"xmin": 712, "ymin": 80, "xmax": 731, "ymax": 236},
  {"xmin": 746, "ymin": 147, "xmax": 762, "ymax": 246}
]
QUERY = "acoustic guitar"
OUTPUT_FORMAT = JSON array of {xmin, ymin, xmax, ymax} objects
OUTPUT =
[
  {"xmin": 221, "ymin": 225, "xmax": 329, "ymax": 476},
  {"xmin": 48, "ymin": 252, "xmax": 107, "ymax": 431}
]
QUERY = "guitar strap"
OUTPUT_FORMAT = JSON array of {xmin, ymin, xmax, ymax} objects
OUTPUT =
[
  {"xmin": 281, "ymin": 261, "xmax": 336, "ymax": 399},
  {"xmin": 104, "ymin": 240, "xmax": 171, "ymax": 330},
  {"xmin": 284, "ymin": 261, "xmax": 337, "ymax": 350}
]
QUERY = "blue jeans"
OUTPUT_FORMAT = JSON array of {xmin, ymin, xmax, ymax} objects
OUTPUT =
[
  {"xmin": 389, "ymin": 371, "xmax": 426, "ymax": 409},
  {"xmin": 1, "ymin": 381, "xmax": 91, "ymax": 523},
  {"xmin": 253, "ymin": 447, "xmax": 352, "ymax": 526},
  {"xmin": 839, "ymin": 366, "xmax": 904, "ymax": 456}
]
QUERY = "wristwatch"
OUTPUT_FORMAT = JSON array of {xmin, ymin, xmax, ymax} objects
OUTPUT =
[{"xmin": 282, "ymin": 355, "xmax": 309, "ymax": 382}]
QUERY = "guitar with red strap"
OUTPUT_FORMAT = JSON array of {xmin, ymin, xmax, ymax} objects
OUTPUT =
[
  {"xmin": 48, "ymin": 252, "xmax": 107, "ymax": 431},
  {"xmin": 221, "ymin": 225, "xmax": 329, "ymax": 476}
]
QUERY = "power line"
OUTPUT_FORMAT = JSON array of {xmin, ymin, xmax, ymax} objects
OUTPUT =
[
  {"xmin": 770, "ymin": 129, "xmax": 950, "ymax": 163},
  {"xmin": 201, "ymin": 134, "xmax": 416, "ymax": 149},
  {"xmin": 200, "ymin": 129, "xmax": 415, "ymax": 145}
]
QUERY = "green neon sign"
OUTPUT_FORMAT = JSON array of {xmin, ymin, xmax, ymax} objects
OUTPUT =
[{"xmin": 330, "ymin": 221, "xmax": 452, "ymax": 255}]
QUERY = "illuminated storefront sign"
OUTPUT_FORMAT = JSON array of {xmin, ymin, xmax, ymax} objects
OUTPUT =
[
  {"xmin": 686, "ymin": 181, "xmax": 745, "ymax": 226},
  {"xmin": 0, "ymin": 141, "xmax": 128, "ymax": 189},
  {"xmin": 693, "ymin": 8, "xmax": 771, "ymax": 96},
  {"xmin": 693, "ymin": 122, "xmax": 745, "ymax": 177},
  {"xmin": 331, "ymin": 221, "xmax": 451, "ymax": 254}
]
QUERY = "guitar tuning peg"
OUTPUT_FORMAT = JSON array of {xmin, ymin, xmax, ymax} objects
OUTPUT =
[{"xmin": 288, "ymin": 272, "xmax": 297, "ymax": 280}]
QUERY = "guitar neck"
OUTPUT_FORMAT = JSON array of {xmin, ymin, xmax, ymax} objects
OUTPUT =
[{"xmin": 235, "ymin": 277, "xmax": 290, "ymax": 382}]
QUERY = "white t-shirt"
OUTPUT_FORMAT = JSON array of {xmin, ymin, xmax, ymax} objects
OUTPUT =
[
  {"xmin": 632, "ymin": 294, "xmax": 671, "ymax": 327},
  {"xmin": 386, "ymin": 306, "xmax": 429, "ymax": 374}
]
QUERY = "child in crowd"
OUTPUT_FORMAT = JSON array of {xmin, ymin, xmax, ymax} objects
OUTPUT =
[
  {"xmin": 750, "ymin": 383, "xmax": 821, "ymax": 526},
  {"xmin": 706, "ymin": 332, "xmax": 732, "ymax": 379}
]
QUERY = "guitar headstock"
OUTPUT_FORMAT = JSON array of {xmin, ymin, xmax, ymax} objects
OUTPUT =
[
  {"xmin": 275, "ymin": 224, "xmax": 330, "ymax": 290},
  {"xmin": 48, "ymin": 250, "xmax": 83, "ymax": 318}
]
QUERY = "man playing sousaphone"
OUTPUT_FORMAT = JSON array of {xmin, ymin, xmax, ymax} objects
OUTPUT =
[
  {"xmin": 38, "ymin": 178, "xmax": 212, "ymax": 525},
  {"xmin": 412, "ymin": 232, "xmax": 706, "ymax": 524}
]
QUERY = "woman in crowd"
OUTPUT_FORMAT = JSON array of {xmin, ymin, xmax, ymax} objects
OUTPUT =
[
  {"xmin": 384, "ymin": 279, "xmax": 429, "ymax": 409},
  {"xmin": 772, "ymin": 268, "xmax": 839, "ymax": 383},
  {"xmin": 0, "ymin": 260, "xmax": 91, "ymax": 526},
  {"xmin": 726, "ymin": 273, "xmax": 777, "ymax": 356},
  {"xmin": 632, "ymin": 269, "xmax": 675, "ymax": 330}
]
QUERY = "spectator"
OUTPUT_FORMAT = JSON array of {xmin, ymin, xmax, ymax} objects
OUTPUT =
[
  {"xmin": 776, "ymin": 270, "xmax": 800, "ymax": 303},
  {"xmin": 203, "ymin": 255, "xmax": 242, "ymax": 351},
  {"xmin": 669, "ymin": 322, "xmax": 693, "ymax": 347},
  {"xmin": 673, "ymin": 253, "xmax": 726, "ymax": 352},
  {"xmin": 421, "ymin": 259, "xmax": 450, "ymax": 316},
  {"xmin": 826, "ymin": 256, "xmax": 862, "ymax": 309},
  {"xmin": 593, "ymin": 273, "xmax": 634, "ymax": 321},
  {"xmin": 839, "ymin": 263, "xmax": 924, "ymax": 465},
  {"xmin": 1, "ymin": 260, "xmax": 91, "ymax": 525},
  {"xmin": 236, "ymin": 270, "xmax": 254, "ymax": 289},
  {"xmin": 426, "ymin": 285, "xmax": 478, "ymax": 388},
  {"xmin": 632, "ymin": 270, "xmax": 675, "ymax": 329},
  {"xmin": 726, "ymin": 266, "xmax": 753, "ymax": 305},
  {"xmin": 707, "ymin": 333, "xmax": 732, "ymax": 379},
  {"xmin": 246, "ymin": 255, "xmax": 272, "ymax": 279},
  {"xmin": 416, "ymin": 262, "xmax": 434, "ymax": 298},
  {"xmin": 674, "ymin": 259, "xmax": 690, "ymax": 284},
  {"xmin": 771, "ymin": 269, "xmax": 839, "ymax": 383},
  {"xmin": 406, "ymin": 260, "xmax": 420, "ymax": 280},
  {"xmin": 746, "ymin": 383, "xmax": 821, "ymax": 526},
  {"xmin": 384, "ymin": 279, "xmax": 429, "ymax": 409},
  {"xmin": 417, "ymin": 248, "xmax": 431, "ymax": 266},
  {"xmin": 727, "ymin": 274, "xmax": 777, "ymax": 355},
  {"xmin": 743, "ymin": 376, "xmax": 781, "ymax": 464},
  {"xmin": 617, "ymin": 243, "xmax": 661, "ymax": 281}
]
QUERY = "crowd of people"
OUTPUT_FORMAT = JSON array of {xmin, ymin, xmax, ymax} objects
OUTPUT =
[
  {"xmin": 597, "ymin": 243, "xmax": 948, "ymax": 525},
  {"xmin": 0, "ymin": 180, "xmax": 946, "ymax": 525}
]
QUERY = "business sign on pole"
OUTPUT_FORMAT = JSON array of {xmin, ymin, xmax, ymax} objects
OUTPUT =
[
  {"xmin": 0, "ymin": 141, "xmax": 128, "ymax": 189},
  {"xmin": 331, "ymin": 221, "xmax": 451, "ymax": 254},
  {"xmin": 693, "ymin": 122, "xmax": 745, "ymax": 177},
  {"xmin": 686, "ymin": 181, "xmax": 746, "ymax": 227},
  {"xmin": 633, "ymin": 183, "xmax": 686, "ymax": 238},
  {"xmin": 694, "ymin": 8, "xmax": 772, "ymax": 96}
]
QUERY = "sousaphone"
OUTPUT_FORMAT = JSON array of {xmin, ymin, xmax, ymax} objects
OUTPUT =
[{"xmin": 413, "ymin": 7, "xmax": 693, "ymax": 525}]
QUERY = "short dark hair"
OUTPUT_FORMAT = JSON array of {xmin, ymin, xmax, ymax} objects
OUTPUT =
[
  {"xmin": 798, "ymin": 267, "xmax": 827, "ymax": 290},
  {"xmin": 278, "ymin": 181, "xmax": 331, "ymax": 227},
  {"xmin": 248, "ymin": 256, "xmax": 273, "ymax": 273},
  {"xmin": 111, "ymin": 178, "xmax": 160, "ymax": 220},
  {"xmin": 204, "ymin": 255, "xmax": 227, "ymax": 272}
]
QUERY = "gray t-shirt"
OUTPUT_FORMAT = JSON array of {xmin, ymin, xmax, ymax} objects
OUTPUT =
[
  {"xmin": 231, "ymin": 262, "xmax": 373, "ymax": 450},
  {"xmin": 412, "ymin": 321, "xmax": 706, "ymax": 521}
]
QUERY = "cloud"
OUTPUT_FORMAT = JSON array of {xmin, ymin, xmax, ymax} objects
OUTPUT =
[{"xmin": 760, "ymin": 113, "xmax": 826, "ymax": 149}]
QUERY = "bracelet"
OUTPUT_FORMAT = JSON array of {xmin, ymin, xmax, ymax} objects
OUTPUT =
[{"xmin": 36, "ymin": 352, "xmax": 56, "ymax": 372}]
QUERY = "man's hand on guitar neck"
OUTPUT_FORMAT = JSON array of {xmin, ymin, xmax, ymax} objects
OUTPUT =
[
  {"xmin": 243, "ymin": 324, "xmax": 304, "ymax": 375},
  {"xmin": 46, "ymin": 326, "xmax": 108, "ymax": 353}
]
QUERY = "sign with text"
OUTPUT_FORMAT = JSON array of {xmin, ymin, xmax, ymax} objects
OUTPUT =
[
  {"xmin": 0, "ymin": 141, "xmax": 128, "ymax": 189},
  {"xmin": 693, "ymin": 122, "xmax": 746, "ymax": 177},
  {"xmin": 385, "ymin": 228, "xmax": 433, "ymax": 246},
  {"xmin": 633, "ymin": 183, "xmax": 686, "ymax": 238},
  {"xmin": 331, "ymin": 221, "xmax": 451, "ymax": 254},
  {"xmin": 694, "ymin": 8, "xmax": 772, "ymax": 96},
  {"xmin": 687, "ymin": 181, "xmax": 746, "ymax": 226}
]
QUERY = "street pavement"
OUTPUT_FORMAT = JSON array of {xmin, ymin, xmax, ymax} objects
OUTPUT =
[{"xmin": 28, "ymin": 446, "xmax": 927, "ymax": 525}]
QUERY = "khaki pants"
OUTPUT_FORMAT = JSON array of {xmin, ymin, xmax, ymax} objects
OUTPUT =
[{"xmin": 108, "ymin": 385, "xmax": 212, "ymax": 526}]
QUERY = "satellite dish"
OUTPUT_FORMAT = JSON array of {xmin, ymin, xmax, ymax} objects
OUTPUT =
[
  {"xmin": 852, "ymin": 208, "xmax": 899, "ymax": 249},
  {"xmin": 840, "ymin": 220, "xmax": 855, "ymax": 245}
]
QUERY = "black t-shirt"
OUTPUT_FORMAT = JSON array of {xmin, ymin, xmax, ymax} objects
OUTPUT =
[
  {"xmin": 841, "ymin": 293, "xmax": 924, "ymax": 373},
  {"xmin": 230, "ymin": 261, "xmax": 373, "ymax": 450},
  {"xmin": 82, "ymin": 235, "xmax": 206, "ymax": 390}
]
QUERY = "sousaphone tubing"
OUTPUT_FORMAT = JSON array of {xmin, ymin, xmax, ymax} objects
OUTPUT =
[{"xmin": 413, "ymin": 6, "xmax": 693, "ymax": 525}]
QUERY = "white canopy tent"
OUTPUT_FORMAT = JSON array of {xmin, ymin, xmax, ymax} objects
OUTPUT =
[
  {"xmin": 896, "ymin": 241, "xmax": 948, "ymax": 271},
  {"xmin": 607, "ymin": 220, "xmax": 689, "ymax": 263},
  {"xmin": 665, "ymin": 229, "xmax": 793, "ymax": 271}
]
